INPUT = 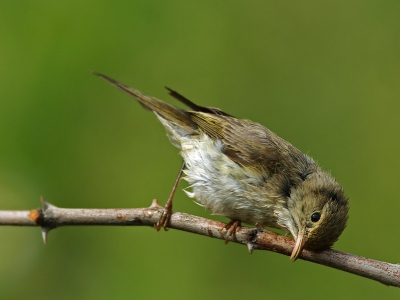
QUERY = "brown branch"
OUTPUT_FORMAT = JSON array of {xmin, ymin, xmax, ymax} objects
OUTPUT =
[{"xmin": 0, "ymin": 199, "xmax": 399, "ymax": 287}]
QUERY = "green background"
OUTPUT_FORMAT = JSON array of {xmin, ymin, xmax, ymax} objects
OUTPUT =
[{"xmin": 1, "ymin": 1, "xmax": 399, "ymax": 299}]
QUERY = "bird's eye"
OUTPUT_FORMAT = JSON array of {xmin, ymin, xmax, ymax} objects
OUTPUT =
[{"xmin": 311, "ymin": 212, "xmax": 321, "ymax": 222}]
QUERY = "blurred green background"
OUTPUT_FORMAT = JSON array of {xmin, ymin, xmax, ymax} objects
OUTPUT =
[{"xmin": 1, "ymin": 1, "xmax": 399, "ymax": 299}]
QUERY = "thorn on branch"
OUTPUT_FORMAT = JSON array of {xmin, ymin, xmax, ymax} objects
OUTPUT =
[
  {"xmin": 0, "ymin": 197, "xmax": 399, "ymax": 287},
  {"xmin": 150, "ymin": 199, "xmax": 162, "ymax": 209}
]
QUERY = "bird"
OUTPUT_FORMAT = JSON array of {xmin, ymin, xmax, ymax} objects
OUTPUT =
[{"xmin": 94, "ymin": 72, "xmax": 349, "ymax": 261}]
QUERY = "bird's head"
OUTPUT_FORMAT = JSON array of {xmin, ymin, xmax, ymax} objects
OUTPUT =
[{"xmin": 287, "ymin": 171, "xmax": 349, "ymax": 261}]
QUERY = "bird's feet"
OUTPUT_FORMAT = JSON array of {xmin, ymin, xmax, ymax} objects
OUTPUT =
[
  {"xmin": 221, "ymin": 219, "xmax": 242, "ymax": 244},
  {"xmin": 153, "ymin": 161, "xmax": 185, "ymax": 231},
  {"xmin": 154, "ymin": 200, "xmax": 172, "ymax": 231},
  {"xmin": 254, "ymin": 222, "xmax": 264, "ymax": 232}
]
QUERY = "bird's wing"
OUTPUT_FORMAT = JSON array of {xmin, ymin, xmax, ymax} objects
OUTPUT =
[
  {"xmin": 189, "ymin": 112, "xmax": 291, "ymax": 174},
  {"xmin": 165, "ymin": 87, "xmax": 232, "ymax": 116}
]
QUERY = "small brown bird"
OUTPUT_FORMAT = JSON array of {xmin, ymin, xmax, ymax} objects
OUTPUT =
[{"xmin": 94, "ymin": 72, "xmax": 349, "ymax": 261}]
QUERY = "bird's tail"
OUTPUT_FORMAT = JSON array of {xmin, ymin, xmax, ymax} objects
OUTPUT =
[{"xmin": 93, "ymin": 72, "xmax": 197, "ymax": 135}]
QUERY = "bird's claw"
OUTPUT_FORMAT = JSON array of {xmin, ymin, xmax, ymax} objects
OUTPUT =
[
  {"xmin": 154, "ymin": 202, "xmax": 172, "ymax": 231},
  {"xmin": 221, "ymin": 220, "xmax": 241, "ymax": 244},
  {"xmin": 255, "ymin": 222, "xmax": 264, "ymax": 232}
]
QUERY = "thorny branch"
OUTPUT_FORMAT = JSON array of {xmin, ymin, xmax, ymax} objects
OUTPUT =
[{"xmin": 0, "ymin": 198, "xmax": 399, "ymax": 288}]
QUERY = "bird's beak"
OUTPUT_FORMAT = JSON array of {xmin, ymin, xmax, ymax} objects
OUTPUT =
[{"xmin": 290, "ymin": 226, "xmax": 306, "ymax": 262}]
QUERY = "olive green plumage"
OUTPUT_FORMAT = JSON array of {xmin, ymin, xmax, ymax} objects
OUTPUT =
[{"xmin": 95, "ymin": 72, "xmax": 349, "ymax": 261}]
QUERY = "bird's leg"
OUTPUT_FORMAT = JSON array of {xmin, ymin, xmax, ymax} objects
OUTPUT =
[
  {"xmin": 255, "ymin": 222, "xmax": 264, "ymax": 232},
  {"xmin": 155, "ymin": 161, "xmax": 185, "ymax": 231},
  {"xmin": 222, "ymin": 219, "xmax": 242, "ymax": 244}
]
